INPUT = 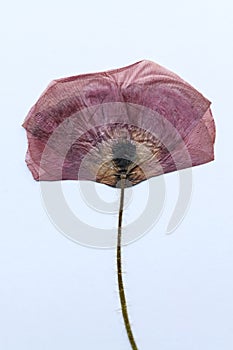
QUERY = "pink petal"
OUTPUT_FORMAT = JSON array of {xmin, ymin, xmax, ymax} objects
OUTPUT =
[{"xmin": 22, "ymin": 60, "xmax": 215, "ymax": 187}]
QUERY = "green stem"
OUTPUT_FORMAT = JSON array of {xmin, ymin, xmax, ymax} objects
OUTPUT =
[{"xmin": 117, "ymin": 174, "xmax": 139, "ymax": 350}]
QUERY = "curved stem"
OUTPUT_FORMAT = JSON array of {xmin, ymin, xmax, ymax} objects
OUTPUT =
[{"xmin": 117, "ymin": 174, "xmax": 139, "ymax": 350}]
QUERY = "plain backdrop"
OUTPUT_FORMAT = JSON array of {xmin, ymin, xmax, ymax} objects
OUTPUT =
[{"xmin": 0, "ymin": 1, "xmax": 233, "ymax": 349}]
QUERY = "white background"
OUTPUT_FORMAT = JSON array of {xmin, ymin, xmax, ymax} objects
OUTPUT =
[{"xmin": 1, "ymin": 1, "xmax": 233, "ymax": 349}]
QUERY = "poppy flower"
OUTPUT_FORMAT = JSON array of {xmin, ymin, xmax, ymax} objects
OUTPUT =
[
  {"xmin": 22, "ymin": 60, "xmax": 215, "ymax": 350},
  {"xmin": 23, "ymin": 60, "xmax": 215, "ymax": 188}
]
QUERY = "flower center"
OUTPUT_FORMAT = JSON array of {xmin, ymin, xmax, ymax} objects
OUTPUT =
[{"xmin": 112, "ymin": 141, "xmax": 137, "ymax": 174}]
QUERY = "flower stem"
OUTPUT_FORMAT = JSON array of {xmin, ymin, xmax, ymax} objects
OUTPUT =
[{"xmin": 117, "ymin": 174, "xmax": 139, "ymax": 350}]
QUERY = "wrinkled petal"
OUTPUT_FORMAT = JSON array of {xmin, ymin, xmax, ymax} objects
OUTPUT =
[{"xmin": 22, "ymin": 60, "xmax": 215, "ymax": 187}]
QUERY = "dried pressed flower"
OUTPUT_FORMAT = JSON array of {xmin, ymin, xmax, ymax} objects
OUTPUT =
[{"xmin": 23, "ymin": 60, "xmax": 215, "ymax": 350}]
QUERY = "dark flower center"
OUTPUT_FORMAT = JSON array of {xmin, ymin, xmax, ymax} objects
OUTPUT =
[{"xmin": 112, "ymin": 141, "xmax": 137, "ymax": 174}]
